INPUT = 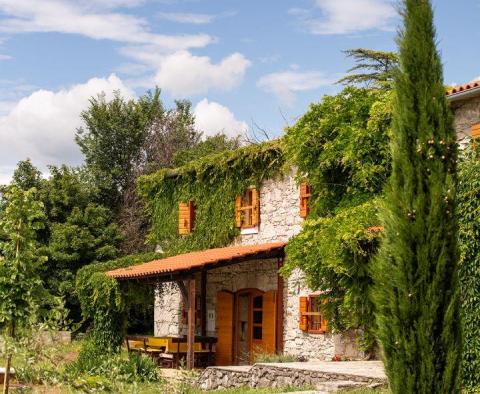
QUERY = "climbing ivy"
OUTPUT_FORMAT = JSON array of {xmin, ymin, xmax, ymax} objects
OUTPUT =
[
  {"xmin": 457, "ymin": 146, "xmax": 480, "ymax": 389},
  {"xmin": 137, "ymin": 140, "xmax": 286, "ymax": 254},
  {"xmin": 284, "ymin": 87, "xmax": 392, "ymax": 351},
  {"xmin": 76, "ymin": 252, "xmax": 160, "ymax": 353}
]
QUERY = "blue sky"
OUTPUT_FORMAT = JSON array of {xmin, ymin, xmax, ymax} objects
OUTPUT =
[{"xmin": 0, "ymin": 0, "xmax": 479, "ymax": 183}]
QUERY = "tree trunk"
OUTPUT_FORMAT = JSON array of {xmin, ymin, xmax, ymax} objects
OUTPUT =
[{"xmin": 3, "ymin": 322, "xmax": 14, "ymax": 394}]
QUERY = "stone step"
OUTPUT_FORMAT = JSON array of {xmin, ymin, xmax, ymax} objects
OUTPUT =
[{"xmin": 315, "ymin": 380, "xmax": 364, "ymax": 392}]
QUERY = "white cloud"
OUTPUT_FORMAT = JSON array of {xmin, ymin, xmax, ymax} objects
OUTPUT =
[
  {"xmin": 194, "ymin": 99, "xmax": 248, "ymax": 138},
  {"xmin": 157, "ymin": 12, "xmax": 216, "ymax": 24},
  {"xmin": 290, "ymin": 0, "xmax": 396, "ymax": 35},
  {"xmin": 0, "ymin": 0, "xmax": 214, "ymax": 51},
  {"xmin": 258, "ymin": 70, "xmax": 333, "ymax": 105},
  {"xmin": 0, "ymin": 74, "xmax": 133, "ymax": 181},
  {"xmin": 0, "ymin": 54, "xmax": 12, "ymax": 60},
  {"xmin": 153, "ymin": 51, "xmax": 251, "ymax": 97}
]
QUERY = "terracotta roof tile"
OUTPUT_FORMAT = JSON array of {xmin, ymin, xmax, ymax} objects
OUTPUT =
[
  {"xmin": 446, "ymin": 80, "xmax": 480, "ymax": 97},
  {"xmin": 107, "ymin": 242, "xmax": 286, "ymax": 280}
]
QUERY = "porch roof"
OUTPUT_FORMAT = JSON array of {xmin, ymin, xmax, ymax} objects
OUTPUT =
[{"xmin": 107, "ymin": 242, "xmax": 286, "ymax": 281}]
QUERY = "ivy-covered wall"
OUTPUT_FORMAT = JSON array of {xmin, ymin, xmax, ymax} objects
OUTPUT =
[
  {"xmin": 457, "ymin": 147, "xmax": 480, "ymax": 390},
  {"xmin": 137, "ymin": 140, "xmax": 286, "ymax": 255},
  {"xmin": 283, "ymin": 87, "xmax": 393, "ymax": 351}
]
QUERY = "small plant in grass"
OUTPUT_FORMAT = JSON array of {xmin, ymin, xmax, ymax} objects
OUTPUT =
[{"xmin": 254, "ymin": 352, "xmax": 299, "ymax": 363}]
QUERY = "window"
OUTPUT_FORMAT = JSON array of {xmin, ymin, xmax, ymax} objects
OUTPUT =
[
  {"xmin": 235, "ymin": 188, "xmax": 259, "ymax": 228},
  {"xmin": 299, "ymin": 183, "xmax": 312, "ymax": 218},
  {"xmin": 299, "ymin": 295, "xmax": 328, "ymax": 334},
  {"xmin": 471, "ymin": 123, "xmax": 480, "ymax": 139},
  {"xmin": 252, "ymin": 295, "xmax": 263, "ymax": 340},
  {"xmin": 178, "ymin": 201, "xmax": 195, "ymax": 235}
]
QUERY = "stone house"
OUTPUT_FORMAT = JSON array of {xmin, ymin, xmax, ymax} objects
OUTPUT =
[{"xmin": 107, "ymin": 80, "xmax": 476, "ymax": 368}]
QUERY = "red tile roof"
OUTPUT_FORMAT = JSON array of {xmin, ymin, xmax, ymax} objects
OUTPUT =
[
  {"xmin": 446, "ymin": 80, "xmax": 480, "ymax": 97},
  {"xmin": 107, "ymin": 242, "xmax": 286, "ymax": 280}
]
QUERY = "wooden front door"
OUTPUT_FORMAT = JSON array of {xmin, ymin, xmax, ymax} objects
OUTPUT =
[
  {"xmin": 216, "ymin": 291, "xmax": 234, "ymax": 366},
  {"xmin": 250, "ymin": 290, "xmax": 276, "ymax": 361},
  {"xmin": 234, "ymin": 289, "xmax": 277, "ymax": 364}
]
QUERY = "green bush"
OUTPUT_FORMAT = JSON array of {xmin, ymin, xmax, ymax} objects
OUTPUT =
[{"xmin": 67, "ymin": 340, "xmax": 160, "ymax": 384}]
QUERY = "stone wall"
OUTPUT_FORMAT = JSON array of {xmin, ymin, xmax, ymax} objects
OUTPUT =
[
  {"xmin": 283, "ymin": 269, "xmax": 335, "ymax": 361},
  {"xmin": 154, "ymin": 283, "xmax": 183, "ymax": 337},
  {"xmin": 237, "ymin": 170, "xmax": 303, "ymax": 245},
  {"xmin": 451, "ymin": 97, "xmax": 480, "ymax": 146}
]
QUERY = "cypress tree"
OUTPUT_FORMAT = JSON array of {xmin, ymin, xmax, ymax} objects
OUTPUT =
[{"xmin": 373, "ymin": 1, "xmax": 461, "ymax": 393}]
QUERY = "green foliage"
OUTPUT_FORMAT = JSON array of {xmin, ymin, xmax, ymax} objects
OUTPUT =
[
  {"xmin": 76, "ymin": 89, "xmax": 163, "ymax": 208},
  {"xmin": 76, "ymin": 252, "xmax": 159, "ymax": 352},
  {"xmin": 373, "ymin": 1, "xmax": 461, "ymax": 392},
  {"xmin": 458, "ymin": 146, "xmax": 480, "ymax": 389},
  {"xmin": 338, "ymin": 48, "xmax": 398, "ymax": 89},
  {"xmin": 173, "ymin": 133, "xmax": 241, "ymax": 167},
  {"xmin": 138, "ymin": 140, "xmax": 285, "ymax": 254},
  {"xmin": 0, "ymin": 187, "xmax": 48, "ymax": 328},
  {"xmin": 11, "ymin": 159, "xmax": 42, "ymax": 191},
  {"xmin": 8, "ymin": 163, "xmax": 123, "ymax": 325},
  {"xmin": 284, "ymin": 200, "xmax": 381, "ymax": 349},
  {"xmin": 69, "ymin": 340, "xmax": 160, "ymax": 384},
  {"xmin": 284, "ymin": 86, "xmax": 392, "ymax": 348},
  {"xmin": 285, "ymin": 87, "xmax": 392, "ymax": 216}
]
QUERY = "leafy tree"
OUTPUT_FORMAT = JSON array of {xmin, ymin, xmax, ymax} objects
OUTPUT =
[
  {"xmin": 11, "ymin": 159, "xmax": 42, "ymax": 191},
  {"xmin": 76, "ymin": 89, "xmax": 162, "ymax": 209},
  {"xmin": 172, "ymin": 133, "xmax": 241, "ymax": 167},
  {"xmin": 338, "ymin": 48, "xmax": 398, "ymax": 88},
  {"xmin": 373, "ymin": 1, "xmax": 461, "ymax": 392},
  {"xmin": 0, "ymin": 187, "xmax": 47, "ymax": 393}
]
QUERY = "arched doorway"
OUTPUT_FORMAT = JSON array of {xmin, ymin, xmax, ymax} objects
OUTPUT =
[{"xmin": 216, "ymin": 288, "xmax": 277, "ymax": 365}]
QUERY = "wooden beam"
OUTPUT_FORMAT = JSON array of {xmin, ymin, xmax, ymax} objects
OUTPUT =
[
  {"xmin": 187, "ymin": 277, "xmax": 196, "ymax": 370},
  {"xmin": 200, "ymin": 270, "xmax": 207, "ymax": 339},
  {"xmin": 276, "ymin": 257, "xmax": 284, "ymax": 353}
]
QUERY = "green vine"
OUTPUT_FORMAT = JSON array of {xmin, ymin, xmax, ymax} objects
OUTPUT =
[
  {"xmin": 457, "ymin": 146, "xmax": 480, "ymax": 389},
  {"xmin": 137, "ymin": 139, "xmax": 286, "ymax": 254},
  {"xmin": 76, "ymin": 252, "xmax": 160, "ymax": 353}
]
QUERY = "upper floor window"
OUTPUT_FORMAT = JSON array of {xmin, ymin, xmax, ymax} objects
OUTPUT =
[
  {"xmin": 178, "ymin": 201, "xmax": 195, "ymax": 235},
  {"xmin": 471, "ymin": 123, "xmax": 480, "ymax": 139},
  {"xmin": 235, "ymin": 188, "xmax": 259, "ymax": 228},
  {"xmin": 299, "ymin": 295, "xmax": 328, "ymax": 334},
  {"xmin": 299, "ymin": 182, "xmax": 312, "ymax": 218}
]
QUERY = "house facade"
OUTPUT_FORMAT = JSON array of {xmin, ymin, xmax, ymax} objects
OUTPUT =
[
  {"xmin": 108, "ymin": 80, "xmax": 479, "ymax": 367},
  {"xmin": 151, "ymin": 170, "xmax": 366, "ymax": 365}
]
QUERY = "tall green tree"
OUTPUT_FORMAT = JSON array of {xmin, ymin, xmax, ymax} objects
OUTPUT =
[
  {"xmin": 373, "ymin": 1, "xmax": 461, "ymax": 393},
  {"xmin": 76, "ymin": 90, "xmax": 162, "ymax": 209},
  {"xmin": 0, "ymin": 187, "xmax": 47, "ymax": 393},
  {"xmin": 338, "ymin": 48, "xmax": 398, "ymax": 88}
]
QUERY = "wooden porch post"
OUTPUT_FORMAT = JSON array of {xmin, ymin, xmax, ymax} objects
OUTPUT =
[
  {"xmin": 187, "ymin": 277, "xmax": 196, "ymax": 370},
  {"xmin": 276, "ymin": 257, "xmax": 284, "ymax": 353},
  {"xmin": 201, "ymin": 270, "xmax": 207, "ymax": 338}
]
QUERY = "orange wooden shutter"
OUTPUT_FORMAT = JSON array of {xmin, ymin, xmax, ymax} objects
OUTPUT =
[
  {"xmin": 235, "ymin": 195, "xmax": 242, "ymax": 228},
  {"xmin": 178, "ymin": 201, "xmax": 194, "ymax": 235},
  {"xmin": 251, "ymin": 188, "xmax": 260, "ymax": 226},
  {"xmin": 299, "ymin": 183, "xmax": 311, "ymax": 218},
  {"xmin": 320, "ymin": 316, "xmax": 328, "ymax": 333},
  {"xmin": 299, "ymin": 296, "xmax": 308, "ymax": 331},
  {"xmin": 471, "ymin": 123, "xmax": 480, "ymax": 139},
  {"xmin": 216, "ymin": 291, "xmax": 234, "ymax": 366}
]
